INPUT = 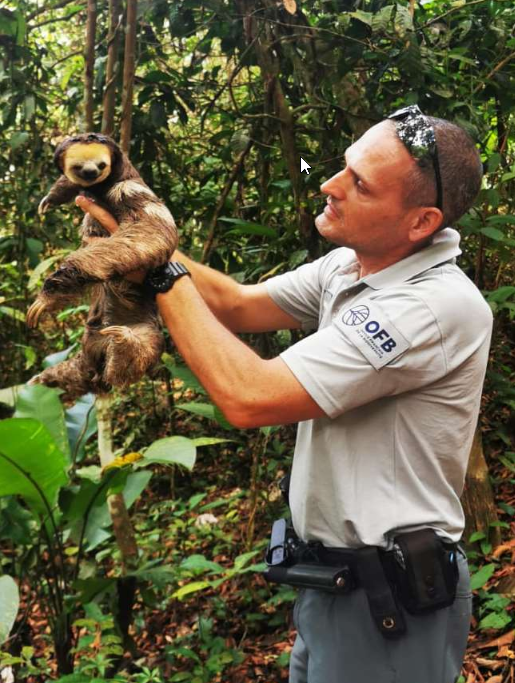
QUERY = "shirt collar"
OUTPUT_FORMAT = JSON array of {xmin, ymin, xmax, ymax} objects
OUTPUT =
[{"xmin": 361, "ymin": 227, "xmax": 462, "ymax": 290}]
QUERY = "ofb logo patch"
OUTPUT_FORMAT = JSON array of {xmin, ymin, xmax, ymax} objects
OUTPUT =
[{"xmin": 342, "ymin": 305, "xmax": 370, "ymax": 326}]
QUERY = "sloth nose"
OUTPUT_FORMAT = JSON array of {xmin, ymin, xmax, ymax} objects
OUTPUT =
[{"xmin": 82, "ymin": 168, "xmax": 100, "ymax": 180}]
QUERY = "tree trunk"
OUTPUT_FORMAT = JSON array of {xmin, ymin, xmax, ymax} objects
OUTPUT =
[
  {"xmin": 120, "ymin": 0, "xmax": 138, "ymax": 153},
  {"xmin": 101, "ymin": 0, "xmax": 123, "ymax": 136},
  {"xmin": 96, "ymin": 396, "xmax": 139, "ymax": 650},
  {"xmin": 96, "ymin": 396, "xmax": 139, "ymax": 566},
  {"xmin": 83, "ymin": 0, "xmax": 97, "ymax": 131},
  {"xmin": 461, "ymin": 429, "xmax": 501, "ymax": 549},
  {"xmin": 237, "ymin": 0, "xmax": 319, "ymax": 258}
]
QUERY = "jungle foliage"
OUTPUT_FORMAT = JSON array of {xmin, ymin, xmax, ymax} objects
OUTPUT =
[{"xmin": 0, "ymin": 0, "xmax": 514, "ymax": 681}]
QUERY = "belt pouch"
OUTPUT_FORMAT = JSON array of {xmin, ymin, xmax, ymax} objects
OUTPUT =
[
  {"xmin": 392, "ymin": 529, "xmax": 458, "ymax": 614},
  {"xmin": 357, "ymin": 547, "xmax": 406, "ymax": 638}
]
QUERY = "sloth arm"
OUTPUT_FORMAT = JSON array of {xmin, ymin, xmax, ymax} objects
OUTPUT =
[
  {"xmin": 44, "ymin": 205, "xmax": 177, "ymax": 290},
  {"xmin": 41, "ymin": 175, "xmax": 82, "ymax": 209},
  {"xmin": 75, "ymin": 196, "xmax": 299, "ymax": 333}
]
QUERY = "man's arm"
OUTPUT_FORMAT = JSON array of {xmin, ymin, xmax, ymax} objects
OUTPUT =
[
  {"xmin": 173, "ymin": 251, "xmax": 301, "ymax": 333},
  {"xmin": 156, "ymin": 275, "xmax": 326, "ymax": 428},
  {"xmin": 75, "ymin": 196, "xmax": 323, "ymax": 427}
]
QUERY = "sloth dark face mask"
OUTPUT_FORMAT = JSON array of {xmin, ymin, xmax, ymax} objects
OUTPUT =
[{"xmin": 388, "ymin": 104, "xmax": 443, "ymax": 212}]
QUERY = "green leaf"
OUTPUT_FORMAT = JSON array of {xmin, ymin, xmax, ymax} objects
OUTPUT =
[
  {"xmin": 468, "ymin": 531, "xmax": 486, "ymax": 543},
  {"xmin": 180, "ymin": 554, "xmax": 223, "ymax": 574},
  {"xmin": 8, "ymin": 131, "xmax": 29, "ymax": 150},
  {"xmin": 486, "ymin": 287, "xmax": 515, "ymax": 303},
  {"xmin": 0, "ymin": 305, "xmax": 25, "ymax": 322},
  {"xmin": 0, "ymin": 385, "xmax": 24, "ymax": 408},
  {"xmin": 172, "ymin": 580, "xmax": 211, "ymax": 600},
  {"xmin": 0, "ymin": 419, "xmax": 68, "ymax": 518},
  {"xmin": 123, "ymin": 470, "xmax": 153, "ymax": 509},
  {"xmin": 478, "ymin": 611, "xmax": 512, "ymax": 631},
  {"xmin": 15, "ymin": 384, "xmax": 70, "ymax": 461},
  {"xmin": 144, "ymin": 436, "xmax": 197, "ymax": 470},
  {"xmin": 394, "ymin": 4, "xmax": 413, "ymax": 37},
  {"xmin": 175, "ymin": 403, "xmax": 234, "ymax": 430},
  {"xmin": 191, "ymin": 437, "xmax": 230, "ymax": 447},
  {"xmin": 28, "ymin": 254, "xmax": 65, "ymax": 290},
  {"xmin": 162, "ymin": 357, "xmax": 206, "ymax": 394},
  {"xmin": 480, "ymin": 227, "xmax": 505, "ymax": 241},
  {"xmin": 371, "ymin": 5, "xmax": 394, "ymax": 32},
  {"xmin": 0, "ymin": 575, "xmax": 19, "ymax": 645},
  {"xmin": 43, "ymin": 346, "xmax": 75, "ymax": 369},
  {"xmin": 470, "ymin": 563, "xmax": 496, "ymax": 591},
  {"xmin": 219, "ymin": 217, "xmax": 278, "ymax": 238},
  {"xmin": 65, "ymin": 394, "xmax": 97, "ymax": 462},
  {"xmin": 349, "ymin": 10, "xmax": 373, "ymax": 26}
]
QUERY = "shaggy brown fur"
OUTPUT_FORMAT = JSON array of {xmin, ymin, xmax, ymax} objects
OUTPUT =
[{"xmin": 27, "ymin": 133, "xmax": 178, "ymax": 402}]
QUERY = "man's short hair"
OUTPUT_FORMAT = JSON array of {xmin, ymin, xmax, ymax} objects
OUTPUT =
[{"xmin": 395, "ymin": 118, "xmax": 483, "ymax": 228}]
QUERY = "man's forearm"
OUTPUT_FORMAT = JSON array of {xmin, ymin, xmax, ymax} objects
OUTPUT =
[
  {"xmin": 155, "ymin": 276, "xmax": 323, "ymax": 428},
  {"xmin": 174, "ymin": 251, "xmax": 243, "ymax": 330}
]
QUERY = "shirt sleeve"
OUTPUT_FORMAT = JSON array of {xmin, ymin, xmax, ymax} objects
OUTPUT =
[
  {"xmin": 279, "ymin": 289, "xmax": 490, "ymax": 418},
  {"xmin": 265, "ymin": 250, "xmax": 351, "ymax": 331}
]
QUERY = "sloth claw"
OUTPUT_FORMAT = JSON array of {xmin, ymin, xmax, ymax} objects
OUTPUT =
[
  {"xmin": 26, "ymin": 300, "xmax": 48, "ymax": 328},
  {"xmin": 38, "ymin": 196, "xmax": 50, "ymax": 215}
]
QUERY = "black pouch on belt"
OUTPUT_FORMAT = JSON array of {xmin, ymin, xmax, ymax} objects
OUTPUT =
[{"xmin": 391, "ymin": 529, "xmax": 459, "ymax": 615}]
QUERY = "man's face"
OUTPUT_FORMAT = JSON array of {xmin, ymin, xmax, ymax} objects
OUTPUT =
[{"xmin": 315, "ymin": 121, "xmax": 418, "ymax": 255}]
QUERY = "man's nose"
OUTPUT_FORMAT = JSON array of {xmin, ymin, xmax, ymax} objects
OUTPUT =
[{"xmin": 320, "ymin": 169, "xmax": 346, "ymax": 197}]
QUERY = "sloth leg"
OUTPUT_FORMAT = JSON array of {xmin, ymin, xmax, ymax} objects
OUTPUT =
[
  {"xmin": 100, "ymin": 323, "xmax": 164, "ymax": 388},
  {"xmin": 29, "ymin": 351, "xmax": 101, "ymax": 403}
]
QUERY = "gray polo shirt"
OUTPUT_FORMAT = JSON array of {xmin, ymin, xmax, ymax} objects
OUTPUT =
[{"xmin": 266, "ymin": 228, "xmax": 493, "ymax": 549}]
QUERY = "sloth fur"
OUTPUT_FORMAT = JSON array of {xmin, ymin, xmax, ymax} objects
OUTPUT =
[{"xmin": 27, "ymin": 132, "xmax": 178, "ymax": 402}]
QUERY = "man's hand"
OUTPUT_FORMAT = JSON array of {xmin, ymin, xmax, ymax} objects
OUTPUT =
[{"xmin": 75, "ymin": 196, "xmax": 146, "ymax": 284}]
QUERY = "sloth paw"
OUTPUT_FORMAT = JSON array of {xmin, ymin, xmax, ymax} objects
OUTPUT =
[
  {"xmin": 26, "ymin": 299, "xmax": 48, "ymax": 328},
  {"xmin": 100, "ymin": 325, "xmax": 137, "ymax": 346}
]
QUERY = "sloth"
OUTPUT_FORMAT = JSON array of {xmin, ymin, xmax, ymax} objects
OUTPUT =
[{"xmin": 27, "ymin": 132, "xmax": 178, "ymax": 402}]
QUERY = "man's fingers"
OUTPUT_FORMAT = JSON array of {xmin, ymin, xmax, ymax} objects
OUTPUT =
[{"xmin": 75, "ymin": 196, "xmax": 119, "ymax": 235}]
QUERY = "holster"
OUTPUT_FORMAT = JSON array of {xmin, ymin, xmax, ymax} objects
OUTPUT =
[{"xmin": 390, "ymin": 529, "xmax": 459, "ymax": 615}]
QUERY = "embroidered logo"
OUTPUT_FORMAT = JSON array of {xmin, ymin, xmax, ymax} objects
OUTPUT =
[
  {"xmin": 337, "ymin": 301, "xmax": 410, "ymax": 370},
  {"xmin": 342, "ymin": 305, "xmax": 370, "ymax": 326}
]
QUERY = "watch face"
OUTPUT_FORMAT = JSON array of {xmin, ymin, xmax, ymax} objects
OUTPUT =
[{"xmin": 146, "ymin": 262, "xmax": 190, "ymax": 294}]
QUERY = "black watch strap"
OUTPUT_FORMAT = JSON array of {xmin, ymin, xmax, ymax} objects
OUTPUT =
[{"xmin": 144, "ymin": 261, "xmax": 190, "ymax": 295}]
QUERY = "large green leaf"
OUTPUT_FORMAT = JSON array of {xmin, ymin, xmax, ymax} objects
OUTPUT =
[
  {"xmin": 0, "ymin": 575, "xmax": 19, "ymax": 645},
  {"xmin": 0, "ymin": 385, "xmax": 24, "ymax": 408},
  {"xmin": 143, "ymin": 436, "xmax": 197, "ymax": 470},
  {"xmin": 14, "ymin": 385, "xmax": 70, "ymax": 461},
  {"xmin": 0, "ymin": 419, "xmax": 68, "ymax": 518}
]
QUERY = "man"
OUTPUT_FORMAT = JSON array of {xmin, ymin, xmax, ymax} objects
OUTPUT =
[{"xmin": 78, "ymin": 105, "xmax": 492, "ymax": 683}]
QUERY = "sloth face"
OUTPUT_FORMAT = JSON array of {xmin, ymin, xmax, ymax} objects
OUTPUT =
[{"xmin": 62, "ymin": 142, "xmax": 112, "ymax": 187}]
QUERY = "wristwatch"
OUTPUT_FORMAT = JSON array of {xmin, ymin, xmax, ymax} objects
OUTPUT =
[{"xmin": 144, "ymin": 261, "xmax": 191, "ymax": 295}]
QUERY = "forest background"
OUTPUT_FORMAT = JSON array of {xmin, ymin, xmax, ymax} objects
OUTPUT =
[{"xmin": 0, "ymin": 0, "xmax": 515, "ymax": 681}]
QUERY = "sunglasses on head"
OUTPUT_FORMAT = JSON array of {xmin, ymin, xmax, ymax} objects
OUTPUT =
[{"xmin": 388, "ymin": 104, "xmax": 443, "ymax": 212}]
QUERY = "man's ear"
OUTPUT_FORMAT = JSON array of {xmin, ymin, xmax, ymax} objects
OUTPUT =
[{"xmin": 408, "ymin": 207, "xmax": 444, "ymax": 243}]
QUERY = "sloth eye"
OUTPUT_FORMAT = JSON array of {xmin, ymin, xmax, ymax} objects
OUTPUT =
[
  {"xmin": 98, "ymin": 162, "xmax": 107, "ymax": 170},
  {"xmin": 72, "ymin": 164, "xmax": 81, "ymax": 171}
]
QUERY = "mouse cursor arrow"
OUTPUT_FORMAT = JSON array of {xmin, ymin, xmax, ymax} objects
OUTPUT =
[{"xmin": 300, "ymin": 157, "xmax": 311, "ymax": 175}]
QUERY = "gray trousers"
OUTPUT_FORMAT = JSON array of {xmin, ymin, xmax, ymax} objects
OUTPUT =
[{"xmin": 289, "ymin": 551, "xmax": 471, "ymax": 683}]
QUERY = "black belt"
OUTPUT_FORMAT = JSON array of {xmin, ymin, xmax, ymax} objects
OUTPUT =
[
  {"xmin": 265, "ymin": 542, "xmax": 407, "ymax": 638},
  {"xmin": 265, "ymin": 535, "xmax": 459, "ymax": 639}
]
